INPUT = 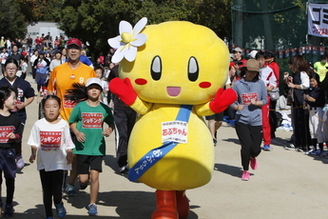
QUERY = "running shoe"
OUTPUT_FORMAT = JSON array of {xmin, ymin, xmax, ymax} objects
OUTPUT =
[
  {"xmin": 88, "ymin": 204, "xmax": 98, "ymax": 216},
  {"xmin": 250, "ymin": 157, "xmax": 258, "ymax": 170},
  {"xmin": 262, "ymin": 145, "xmax": 272, "ymax": 151},
  {"xmin": 3, "ymin": 204, "xmax": 14, "ymax": 218},
  {"xmin": 285, "ymin": 144, "xmax": 296, "ymax": 151},
  {"xmin": 241, "ymin": 171, "xmax": 250, "ymax": 181},
  {"xmin": 304, "ymin": 147, "xmax": 315, "ymax": 155},
  {"xmin": 55, "ymin": 202, "xmax": 66, "ymax": 219},
  {"xmin": 119, "ymin": 165, "xmax": 129, "ymax": 175},
  {"xmin": 65, "ymin": 184, "xmax": 77, "ymax": 197}
]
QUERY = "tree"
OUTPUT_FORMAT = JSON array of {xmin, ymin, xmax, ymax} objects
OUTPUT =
[
  {"xmin": 59, "ymin": 0, "xmax": 231, "ymax": 58},
  {"xmin": 0, "ymin": 0, "xmax": 26, "ymax": 39},
  {"xmin": 136, "ymin": 0, "xmax": 194, "ymax": 24},
  {"xmin": 14, "ymin": 0, "xmax": 63, "ymax": 23},
  {"xmin": 190, "ymin": 0, "xmax": 231, "ymax": 39},
  {"xmin": 59, "ymin": 0, "xmax": 141, "ymax": 58}
]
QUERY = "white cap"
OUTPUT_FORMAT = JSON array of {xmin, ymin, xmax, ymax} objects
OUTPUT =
[
  {"xmin": 248, "ymin": 50, "xmax": 258, "ymax": 59},
  {"xmin": 232, "ymin": 47, "xmax": 242, "ymax": 53},
  {"xmin": 85, "ymin": 77, "xmax": 103, "ymax": 90}
]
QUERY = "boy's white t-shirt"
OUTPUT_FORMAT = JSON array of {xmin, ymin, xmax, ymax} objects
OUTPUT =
[
  {"xmin": 21, "ymin": 62, "xmax": 28, "ymax": 73},
  {"xmin": 101, "ymin": 80, "xmax": 109, "ymax": 92},
  {"xmin": 0, "ymin": 52, "xmax": 8, "ymax": 64},
  {"xmin": 27, "ymin": 118, "xmax": 75, "ymax": 172}
]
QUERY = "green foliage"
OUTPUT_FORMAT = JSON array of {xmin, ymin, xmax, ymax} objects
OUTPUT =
[
  {"xmin": 14, "ymin": 0, "xmax": 63, "ymax": 22},
  {"xmin": 190, "ymin": 0, "xmax": 231, "ymax": 38},
  {"xmin": 59, "ymin": 0, "xmax": 231, "ymax": 56},
  {"xmin": 136, "ymin": 0, "xmax": 192, "ymax": 23},
  {"xmin": 59, "ymin": 0, "xmax": 141, "ymax": 57},
  {"xmin": 0, "ymin": 0, "xmax": 27, "ymax": 39}
]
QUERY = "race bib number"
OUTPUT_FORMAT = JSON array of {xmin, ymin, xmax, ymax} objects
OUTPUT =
[
  {"xmin": 0, "ymin": 126, "xmax": 15, "ymax": 143},
  {"xmin": 40, "ymin": 131, "xmax": 62, "ymax": 151},
  {"xmin": 162, "ymin": 120, "xmax": 188, "ymax": 143},
  {"xmin": 63, "ymin": 93, "xmax": 77, "ymax": 109},
  {"xmin": 241, "ymin": 92, "xmax": 258, "ymax": 105},
  {"xmin": 82, "ymin": 112, "xmax": 103, "ymax": 129}
]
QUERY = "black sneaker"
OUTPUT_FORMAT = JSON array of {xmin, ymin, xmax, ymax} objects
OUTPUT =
[
  {"xmin": 3, "ymin": 204, "xmax": 14, "ymax": 218},
  {"xmin": 285, "ymin": 143, "xmax": 296, "ymax": 151},
  {"xmin": 119, "ymin": 165, "xmax": 129, "ymax": 175}
]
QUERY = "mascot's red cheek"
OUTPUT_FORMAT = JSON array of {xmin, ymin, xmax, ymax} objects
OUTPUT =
[
  {"xmin": 135, "ymin": 78, "xmax": 148, "ymax": 85},
  {"xmin": 199, "ymin": 82, "xmax": 211, "ymax": 88}
]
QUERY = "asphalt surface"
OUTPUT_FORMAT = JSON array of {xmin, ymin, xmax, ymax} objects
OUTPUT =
[{"xmin": 7, "ymin": 74, "xmax": 328, "ymax": 219}]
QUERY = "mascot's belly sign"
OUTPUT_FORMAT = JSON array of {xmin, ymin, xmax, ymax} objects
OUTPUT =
[{"xmin": 128, "ymin": 104, "xmax": 214, "ymax": 191}]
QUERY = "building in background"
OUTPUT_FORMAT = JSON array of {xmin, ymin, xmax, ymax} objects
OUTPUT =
[{"xmin": 26, "ymin": 22, "xmax": 67, "ymax": 47}]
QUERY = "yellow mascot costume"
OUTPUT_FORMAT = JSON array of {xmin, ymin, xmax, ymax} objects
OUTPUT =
[{"xmin": 108, "ymin": 17, "xmax": 237, "ymax": 219}]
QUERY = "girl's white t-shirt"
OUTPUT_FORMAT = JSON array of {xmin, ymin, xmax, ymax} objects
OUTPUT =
[{"xmin": 27, "ymin": 118, "xmax": 75, "ymax": 172}]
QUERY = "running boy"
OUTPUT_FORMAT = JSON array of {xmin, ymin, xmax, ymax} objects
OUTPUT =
[{"xmin": 68, "ymin": 77, "xmax": 114, "ymax": 215}]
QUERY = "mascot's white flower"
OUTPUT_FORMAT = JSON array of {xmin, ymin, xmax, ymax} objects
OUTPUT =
[{"xmin": 108, "ymin": 17, "xmax": 147, "ymax": 63}]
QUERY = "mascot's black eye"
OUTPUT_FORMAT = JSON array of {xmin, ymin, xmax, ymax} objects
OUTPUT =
[
  {"xmin": 188, "ymin": 56, "xmax": 199, "ymax": 82},
  {"xmin": 151, "ymin": 56, "xmax": 162, "ymax": 81}
]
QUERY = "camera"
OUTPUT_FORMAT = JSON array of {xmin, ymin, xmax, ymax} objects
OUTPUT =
[{"xmin": 233, "ymin": 60, "xmax": 243, "ymax": 65}]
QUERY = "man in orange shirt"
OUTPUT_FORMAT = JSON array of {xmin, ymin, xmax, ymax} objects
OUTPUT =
[
  {"xmin": 47, "ymin": 38, "xmax": 96, "ymax": 121},
  {"xmin": 47, "ymin": 38, "xmax": 96, "ymax": 196}
]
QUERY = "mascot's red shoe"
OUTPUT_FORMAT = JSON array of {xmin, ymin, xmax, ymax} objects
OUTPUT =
[
  {"xmin": 152, "ymin": 190, "xmax": 178, "ymax": 219},
  {"xmin": 175, "ymin": 190, "xmax": 189, "ymax": 219}
]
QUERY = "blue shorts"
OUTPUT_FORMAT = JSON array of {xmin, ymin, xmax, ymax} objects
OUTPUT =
[{"xmin": 0, "ymin": 148, "xmax": 16, "ymax": 179}]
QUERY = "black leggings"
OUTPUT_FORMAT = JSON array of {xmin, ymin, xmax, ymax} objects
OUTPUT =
[
  {"xmin": 0, "ymin": 176, "xmax": 15, "ymax": 205},
  {"xmin": 39, "ymin": 169, "xmax": 65, "ymax": 217},
  {"xmin": 235, "ymin": 122, "xmax": 262, "ymax": 171},
  {"xmin": 113, "ymin": 107, "xmax": 137, "ymax": 168}
]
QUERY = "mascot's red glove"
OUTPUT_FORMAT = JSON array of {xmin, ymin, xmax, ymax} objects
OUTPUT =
[
  {"xmin": 209, "ymin": 88, "xmax": 237, "ymax": 114},
  {"xmin": 109, "ymin": 77, "xmax": 137, "ymax": 106}
]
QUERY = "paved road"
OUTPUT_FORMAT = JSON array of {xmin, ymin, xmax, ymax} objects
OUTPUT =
[{"xmin": 9, "ymin": 74, "xmax": 328, "ymax": 218}]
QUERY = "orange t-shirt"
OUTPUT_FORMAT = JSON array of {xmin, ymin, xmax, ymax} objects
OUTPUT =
[{"xmin": 47, "ymin": 62, "xmax": 96, "ymax": 121}]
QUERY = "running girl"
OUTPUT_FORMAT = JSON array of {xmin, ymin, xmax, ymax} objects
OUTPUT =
[
  {"xmin": 28, "ymin": 95, "xmax": 75, "ymax": 219},
  {"xmin": 0, "ymin": 86, "xmax": 23, "ymax": 217}
]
